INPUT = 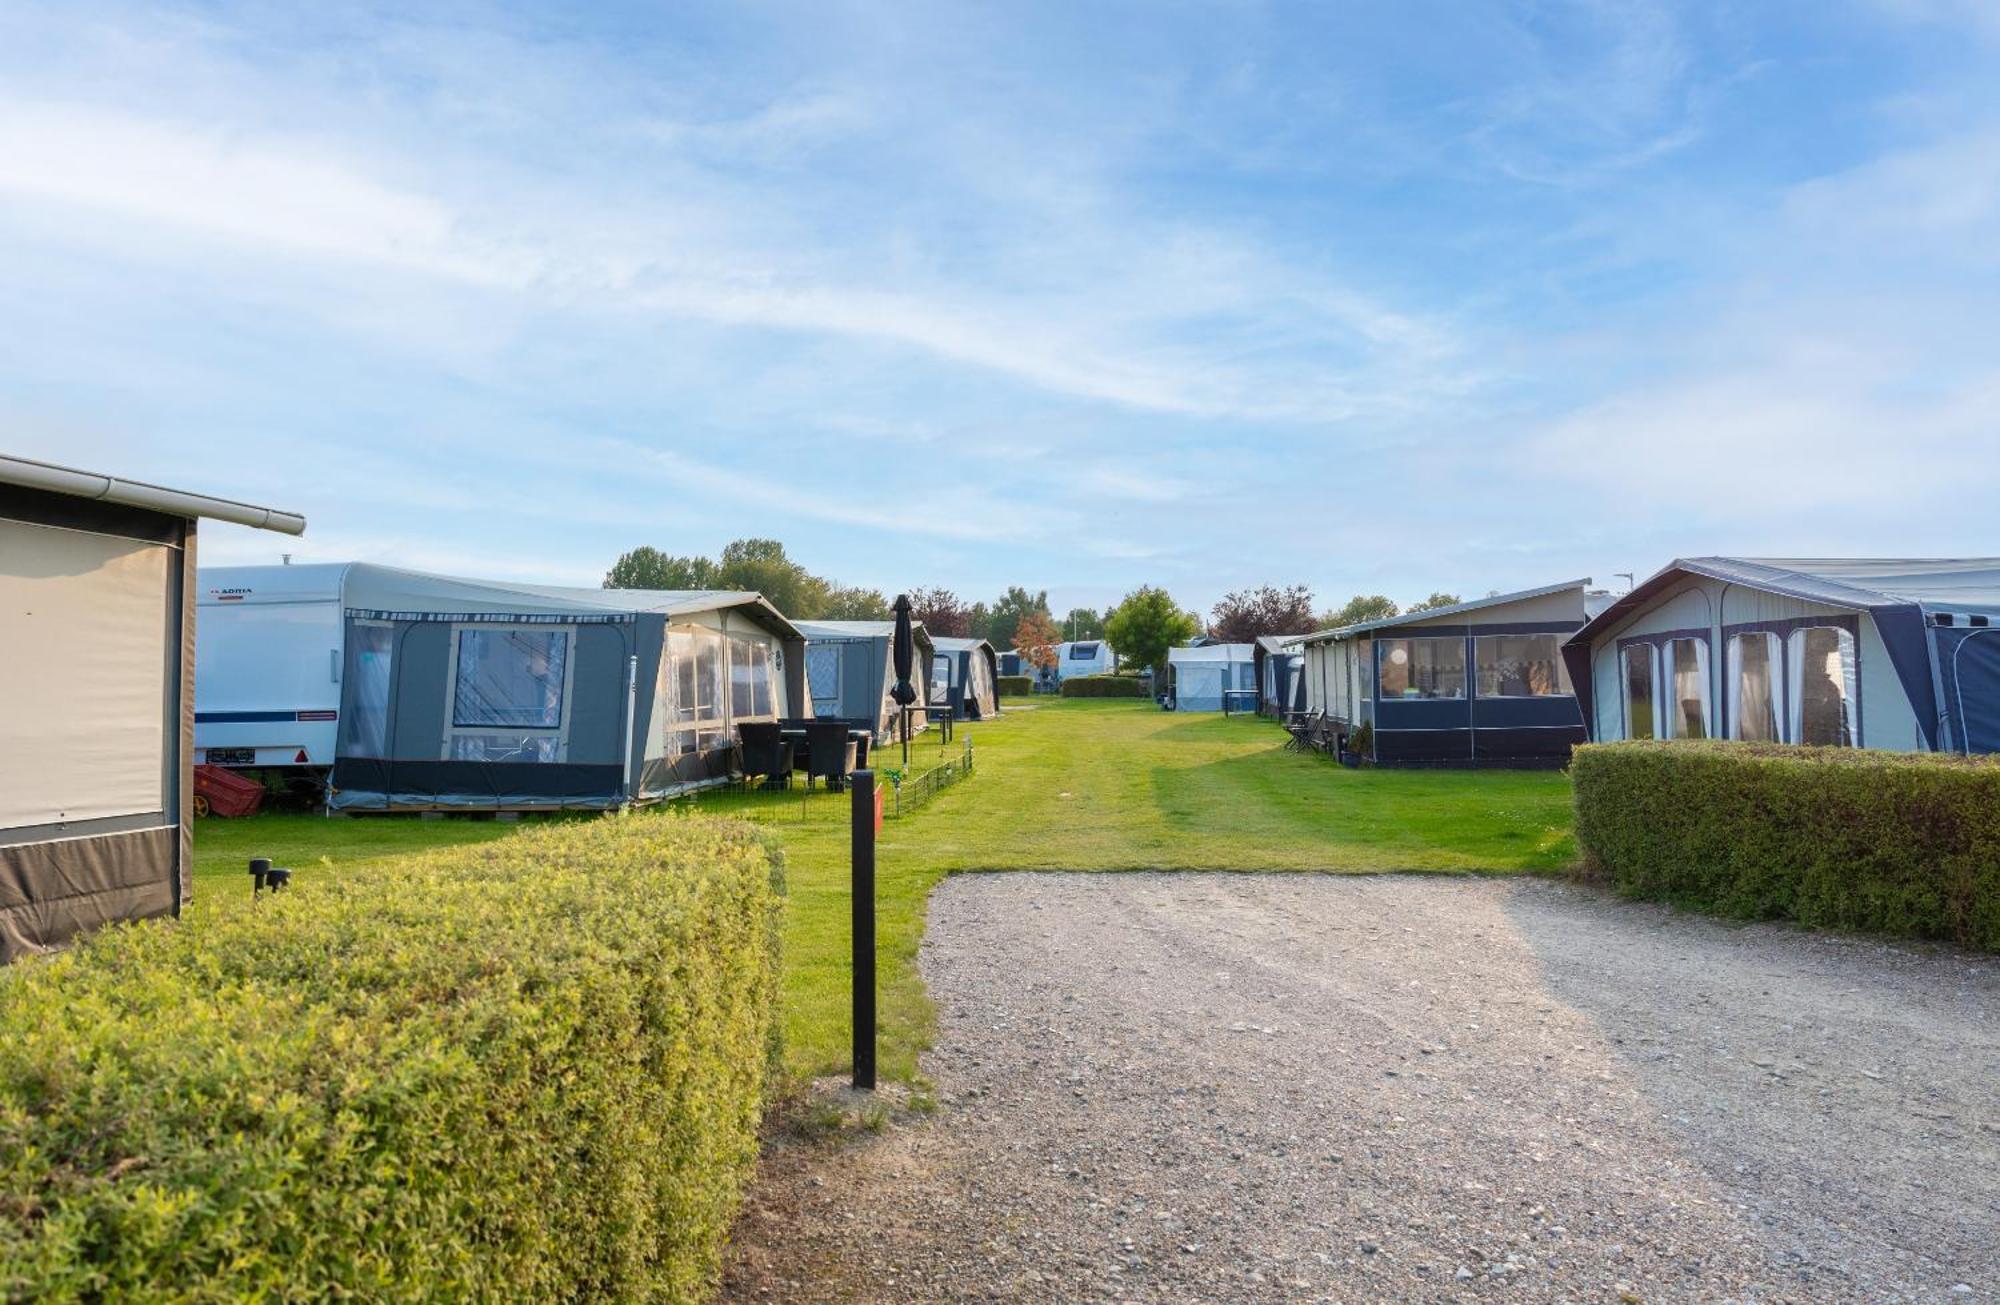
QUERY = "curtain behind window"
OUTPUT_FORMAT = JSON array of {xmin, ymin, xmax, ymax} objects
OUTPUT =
[
  {"xmin": 1728, "ymin": 633, "xmax": 1782, "ymax": 742},
  {"xmin": 1666, "ymin": 638, "xmax": 1709, "ymax": 739},
  {"xmin": 1379, "ymin": 638, "xmax": 1466, "ymax": 700},
  {"xmin": 1476, "ymin": 634, "xmax": 1571, "ymax": 697}
]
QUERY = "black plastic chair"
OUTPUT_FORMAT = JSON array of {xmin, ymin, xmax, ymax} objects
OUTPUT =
[
  {"xmin": 738, "ymin": 722, "xmax": 794, "ymax": 789},
  {"xmin": 804, "ymin": 720, "xmax": 858, "ymax": 791}
]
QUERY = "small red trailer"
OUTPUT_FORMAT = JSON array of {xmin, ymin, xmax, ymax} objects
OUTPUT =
[{"xmin": 192, "ymin": 764, "xmax": 266, "ymax": 818}]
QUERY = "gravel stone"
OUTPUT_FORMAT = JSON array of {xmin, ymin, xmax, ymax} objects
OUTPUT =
[{"xmin": 722, "ymin": 873, "xmax": 1999, "ymax": 1303}]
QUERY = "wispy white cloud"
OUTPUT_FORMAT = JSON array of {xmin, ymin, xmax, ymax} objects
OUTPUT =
[{"xmin": 1, "ymin": 0, "xmax": 1995, "ymax": 617}]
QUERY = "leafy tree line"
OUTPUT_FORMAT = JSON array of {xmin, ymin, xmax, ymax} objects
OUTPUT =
[
  {"xmin": 608, "ymin": 540, "xmax": 1469, "ymax": 670},
  {"xmin": 604, "ymin": 541, "xmax": 892, "ymax": 622},
  {"xmin": 907, "ymin": 586, "xmax": 1108, "ymax": 651},
  {"xmin": 607, "ymin": 543, "xmax": 1109, "ymax": 647}
]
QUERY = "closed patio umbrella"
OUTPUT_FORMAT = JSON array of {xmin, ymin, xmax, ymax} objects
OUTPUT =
[{"xmin": 891, "ymin": 593, "xmax": 917, "ymax": 763}]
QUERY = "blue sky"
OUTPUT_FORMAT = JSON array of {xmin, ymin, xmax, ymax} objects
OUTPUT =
[{"xmin": 3, "ymin": 1, "xmax": 1997, "ymax": 619}]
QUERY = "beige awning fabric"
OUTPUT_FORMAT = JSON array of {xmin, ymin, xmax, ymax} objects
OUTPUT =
[{"xmin": 0, "ymin": 518, "xmax": 170, "ymax": 829}]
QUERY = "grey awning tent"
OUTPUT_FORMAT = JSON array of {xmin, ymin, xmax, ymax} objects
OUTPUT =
[
  {"xmin": 1562, "ymin": 557, "xmax": 2000, "ymax": 754},
  {"xmin": 928, "ymin": 636, "xmax": 1000, "ymax": 719},
  {"xmin": 794, "ymin": 618, "xmax": 934, "ymax": 740},
  {"xmin": 1, "ymin": 454, "xmax": 303, "ymax": 962},
  {"xmin": 1253, "ymin": 635, "xmax": 1306, "ymax": 715},
  {"xmin": 323, "ymin": 565, "xmax": 805, "ymax": 811},
  {"xmin": 1299, "ymin": 579, "xmax": 1593, "ymax": 764}
]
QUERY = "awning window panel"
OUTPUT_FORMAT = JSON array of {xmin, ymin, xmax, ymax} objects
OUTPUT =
[
  {"xmin": 1378, "ymin": 637, "xmax": 1466, "ymax": 700},
  {"xmin": 1728, "ymin": 632, "xmax": 1783, "ymax": 742},
  {"xmin": 1788, "ymin": 626, "xmax": 1857, "ymax": 746},
  {"xmin": 1665, "ymin": 638, "xmax": 1710, "ymax": 739},
  {"xmin": 658, "ymin": 625, "xmax": 739, "ymax": 776},
  {"xmin": 805, "ymin": 645, "xmax": 842, "ymax": 707},
  {"xmin": 1475, "ymin": 634, "xmax": 1572, "ymax": 698},
  {"xmin": 730, "ymin": 635, "xmax": 776, "ymax": 722},
  {"xmin": 1622, "ymin": 644, "xmax": 1658, "ymax": 740},
  {"xmin": 337, "ymin": 622, "xmax": 394, "ymax": 758},
  {"xmin": 453, "ymin": 629, "xmax": 568, "ymax": 728},
  {"xmin": 449, "ymin": 733, "xmax": 561, "ymax": 762}
]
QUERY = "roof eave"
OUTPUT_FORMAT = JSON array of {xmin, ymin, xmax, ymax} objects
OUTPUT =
[{"xmin": 0, "ymin": 454, "xmax": 306, "ymax": 535}]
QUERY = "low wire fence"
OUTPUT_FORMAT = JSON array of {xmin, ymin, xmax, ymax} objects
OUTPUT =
[{"xmin": 886, "ymin": 737, "xmax": 974, "ymax": 818}]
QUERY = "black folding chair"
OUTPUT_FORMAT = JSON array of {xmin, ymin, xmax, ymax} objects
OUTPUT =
[
  {"xmin": 804, "ymin": 720, "xmax": 858, "ymax": 791},
  {"xmin": 738, "ymin": 722, "xmax": 794, "ymax": 789}
]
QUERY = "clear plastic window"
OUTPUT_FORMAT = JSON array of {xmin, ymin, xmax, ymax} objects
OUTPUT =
[
  {"xmin": 453, "ymin": 629, "xmax": 568, "ymax": 728},
  {"xmin": 1377, "ymin": 637, "xmax": 1466, "ymax": 700},
  {"xmin": 730, "ymin": 635, "xmax": 776, "ymax": 722},
  {"xmin": 1728, "ymin": 632, "xmax": 1782, "ymax": 742},
  {"xmin": 1788, "ymin": 626, "xmax": 1857, "ymax": 746},
  {"xmin": 449, "ymin": 733, "xmax": 560, "ymax": 763},
  {"xmin": 1622, "ymin": 644, "xmax": 1657, "ymax": 740},
  {"xmin": 1665, "ymin": 638, "xmax": 1709, "ymax": 739},
  {"xmin": 339, "ymin": 623, "xmax": 394, "ymax": 758},
  {"xmin": 1474, "ymin": 634, "xmax": 1571, "ymax": 697}
]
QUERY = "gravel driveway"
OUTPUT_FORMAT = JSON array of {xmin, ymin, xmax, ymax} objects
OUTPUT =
[{"xmin": 723, "ymin": 874, "xmax": 1998, "ymax": 1304}]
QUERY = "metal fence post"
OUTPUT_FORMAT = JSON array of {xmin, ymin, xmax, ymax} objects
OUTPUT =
[{"xmin": 850, "ymin": 768, "xmax": 877, "ymax": 1091}]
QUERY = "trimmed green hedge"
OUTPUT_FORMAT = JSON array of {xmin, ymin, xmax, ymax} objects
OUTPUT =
[
  {"xmin": 996, "ymin": 674, "xmax": 1034, "ymax": 697},
  {"xmin": 1572, "ymin": 741, "xmax": 2000, "ymax": 949},
  {"xmin": 0, "ymin": 815, "xmax": 784, "ymax": 1301},
  {"xmin": 1061, "ymin": 674, "xmax": 1147, "ymax": 698}
]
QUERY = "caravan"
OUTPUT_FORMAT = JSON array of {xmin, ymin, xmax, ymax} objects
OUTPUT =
[{"xmin": 196, "ymin": 563, "xmax": 805, "ymax": 812}]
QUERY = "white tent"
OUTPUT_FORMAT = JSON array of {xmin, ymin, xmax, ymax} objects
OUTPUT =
[{"xmin": 1166, "ymin": 643, "xmax": 1256, "ymax": 712}]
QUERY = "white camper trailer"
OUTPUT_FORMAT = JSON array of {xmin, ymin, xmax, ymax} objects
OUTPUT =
[{"xmin": 196, "ymin": 564, "xmax": 346, "ymax": 791}]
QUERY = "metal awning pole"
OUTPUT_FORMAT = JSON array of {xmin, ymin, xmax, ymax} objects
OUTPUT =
[{"xmin": 620, "ymin": 654, "xmax": 638, "ymax": 803}]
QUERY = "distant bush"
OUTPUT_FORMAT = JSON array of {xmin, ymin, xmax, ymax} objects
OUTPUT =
[
  {"xmin": 996, "ymin": 675, "xmax": 1034, "ymax": 697},
  {"xmin": 0, "ymin": 816, "xmax": 784, "ymax": 1301},
  {"xmin": 1061, "ymin": 675, "xmax": 1147, "ymax": 698},
  {"xmin": 1572, "ymin": 741, "xmax": 2000, "ymax": 950}
]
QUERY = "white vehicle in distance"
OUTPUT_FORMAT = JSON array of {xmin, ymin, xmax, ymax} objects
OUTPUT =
[{"xmin": 195, "ymin": 563, "xmax": 346, "ymax": 801}]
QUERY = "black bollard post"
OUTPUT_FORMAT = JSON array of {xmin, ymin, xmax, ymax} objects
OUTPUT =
[{"xmin": 850, "ymin": 768, "xmax": 877, "ymax": 1091}]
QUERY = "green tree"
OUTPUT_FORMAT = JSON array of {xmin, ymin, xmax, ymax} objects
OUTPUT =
[
  {"xmin": 984, "ymin": 586, "xmax": 1051, "ymax": 649},
  {"xmin": 604, "ymin": 546, "xmax": 720, "ymax": 590},
  {"xmin": 713, "ymin": 538, "xmax": 831, "ymax": 620},
  {"xmin": 1319, "ymin": 594, "xmax": 1399, "ymax": 629},
  {"xmin": 1061, "ymin": 607, "xmax": 1105, "ymax": 641},
  {"xmin": 1407, "ymin": 591, "xmax": 1462, "ymax": 613},
  {"xmin": 821, "ymin": 585, "xmax": 892, "ymax": 621},
  {"xmin": 1104, "ymin": 586, "xmax": 1200, "ymax": 677}
]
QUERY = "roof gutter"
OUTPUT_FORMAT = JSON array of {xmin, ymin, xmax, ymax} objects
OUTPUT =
[{"xmin": 0, "ymin": 454, "xmax": 306, "ymax": 535}]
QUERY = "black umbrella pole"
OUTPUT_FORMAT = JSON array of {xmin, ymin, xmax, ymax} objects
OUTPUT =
[{"xmin": 850, "ymin": 768, "xmax": 878, "ymax": 1091}]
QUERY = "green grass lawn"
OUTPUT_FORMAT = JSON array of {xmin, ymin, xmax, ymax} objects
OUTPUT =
[{"xmin": 190, "ymin": 700, "xmax": 1576, "ymax": 1083}]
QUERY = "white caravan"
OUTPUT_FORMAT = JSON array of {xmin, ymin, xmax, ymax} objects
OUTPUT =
[{"xmin": 195, "ymin": 564, "xmax": 346, "ymax": 785}]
